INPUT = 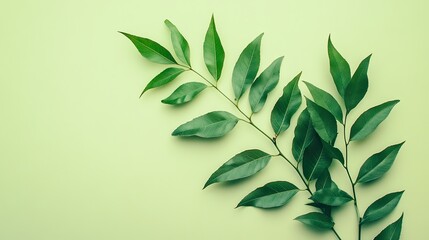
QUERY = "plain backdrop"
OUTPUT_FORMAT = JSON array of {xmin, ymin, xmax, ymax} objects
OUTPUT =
[{"xmin": 1, "ymin": 0, "xmax": 428, "ymax": 239}]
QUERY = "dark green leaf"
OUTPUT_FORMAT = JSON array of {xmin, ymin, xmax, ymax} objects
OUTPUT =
[
  {"xmin": 374, "ymin": 214, "xmax": 403, "ymax": 240},
  {"xmin": 315, "ymin": 171, "xmax": 336, "ymax": 191},
  {"xmin": 204, "ymin": 149, "xmax": 271, "ymax": 188},
  {"xmin": 350, "ymin": 100, "xmax": 400, "ymax": 141},
  {"xmin": 362, "ymin": 191, "xmax": 404, "ymax": 225},
  {"xmin": 292, "ymin": 109, "xmax": 316, "ymax": 162},
  {"xmin": 161, "ymin": 82, "xmax": 207, "ymax": 105},
  {"xmin": 249, "ymin": 56, "xmax": 284, "ymax": 112},
  {"xmin": 237, "ymin": 181, "xmax": 299, "ymax": 209},
  {"xmin": 172, "ymin": 111, "xmax": 238, "ymax": 138},
  {"xmin": 141, "ymin": 68, "xmax": 185, "ymax": 96},
  {"xmin": 328, "ymin": 36, "xmax": 351, "ymax": 98},
  {"xmin": 322, "ymin": 140, "xmax": 344, "ymax": 164},
  {"xmin": 232, "ymin": 34, "xmax": 263, "ymax": 100},
  {"xmin": 311, "ymin": 185, "xmax": 353, "ymax": 207},
  {"xmin": 306, "ymin": 98, "xmax": 338, "ymax": 144},
  {"xmin": 120, "ymin": 32, "xmax": 177, "ymax": 64},
  {"xmin": 270, "ymin": 72, "xmax": 302, "ymax": 136},
  {"xmin": 306, "ymin": 202, "xmax": 332, "ymax": 217},
  {"xmin": 304, "ymin": 81, "xmax": 343, "ymax": 123},
  {"xmin": 356, "ymin": 142, "xmax": 405, "ymax": 184},
  {"xmin": 303, "ymin": 136, "xmax": 332, "ymax": 181},
  {"xmin": 203, "ymin": 15, "xmax": 225, "ymax": 81},
  {"xmin": 295, "ymin": 212, "xmax": 334, "ymax": 229},
  {"xmin": 344, "ymin": 55, "xmax": 371, "ymax": 113},
  {"xmin": 164, "ymin": 19, "xmax": 191, "ymax": 66}
]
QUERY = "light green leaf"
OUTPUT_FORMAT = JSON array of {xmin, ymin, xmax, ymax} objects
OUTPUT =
[
  {"xmin": 328, "ymin": 36, "xmax": 351, "ymax": 98},
  {"xmin": 270, "ymin": 72, "xmax": 302, "ymax": 136},
  {"xmin": 203, "ymin": 15, "xmax": 225, "ymax": 81},
  {"xmin": 232, "ymin": 34, "xmax": 263, "ymax": 100},
  {"xmin": 120, "ymin": 32, "xmax": 177, "ymax": 64},
  {"xmin": 356, "ymin": 142, "xmax": 405, "ymax": 184},
  {"xmin": 249, "ymin": 56, "xmax": 284, "ymax": 112},
  {"xmin": 345, "ymin": 55, "xmax": 371, "ymax": 113},
  {"xmin": 292, "ymin": 109, "xmax": 316, "ymax": 162},
  {"xmin": 304, "ymin": 81, "xmax": 343, "ymax": 123},
  {"xmin": 141, "ymin": 68, "xmax": 185, "ymax": 96},
  {"xmin": 374, "ymin": 214, "xmax": 403, "ymax": 240},
  {"xmin": 362, "ymin": 191, "xmax": 404, "ymax": 225},
  {"xmin": 165, "ymin": 19, "xmax": 191, "ymax": 66},
  {"xmin": 311, "ymin": 185, "xmax": 353, "ymax": 207},
  {"xmin": 350, "ymin": 100, "xmax": 400, "ymax": 141},
  {"xmin": 295, "ymin": 212, "xmax": 334, "ymax": 229},
  {"xmin": 172, "ymin": 111, "xmax": 238, "ymax": 138},
  {"xmin": 237, "ymin": 181, "xmax": 299, "ymax": 209},
  {"xmin": 303, "ymin": 136, "xmax": 332, "ymax": 181},
  {"xmin": 203, "ymin": 149, "xmax": 271, "ymax": 188},
  {"xmin": 161, "ymin": 82, "xmax": 207, "ymax": 105},
  {"xmin": 306, "ymin": 98, "xmax": 338, "ymax": 144}
]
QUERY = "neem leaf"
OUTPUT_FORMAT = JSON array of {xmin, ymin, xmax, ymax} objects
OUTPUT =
[
  {"xmin": 374, "ymin": 214, "xmax": 403, "ymax": 240},
  {"xmin": 304, "ymin": 81, "xmax": 343, "ymax": 123},
  {"xmin": 237, "ymin": 181, "xmax": 299, "ymax": 209},
  {"xmin": 141, "ymin": 68, "xmax": 185, "ymax": 96},
  {"xmin": 232, "ymin": 34, "xmax": 263, "ymax": 100},
  {"xmin": 270, "ymin": 72, "xmax": 302, "ymax": 136},
  {"xmin": 356, "ymin": 142, "xmax": 405, "ymax": 184},
  {"xmin": 161, "ymin": 82, "xmax": 207, "ymax": 105},
  {"xmin": 295, "ymin": 212, "xmax": 334, "ymax": 229},
  {"xmin": 350, "ymin": 100, "xmax": 400, "ymax": 141},
  {"xmin": 344, "ymin": 55, "xmax": 371, "ymax": 113},
  {"xmin": 120, "ymin": 32, "xmax": 177, "ymax": 64},
  {"xmin": 165, "ymin": 19, "xmax": 191, "ymax": 66},
  {"xmin": 203, "ymin": 15, "xmax": 225, "ymax": 81},
  {"xmin": 306, "ymin": 98, "xmax": 338, "ymax": 144},
  {"xmin": 303, "ymin": 136, "xmax": 332, "ymax": 181},
  {"xmin": 172, "ymin": 111, "xmax": 238, "ymax": 138},
  {"xmin": 249, "ymin": 56, "xmax": 284, "ymax": 113},
  {"xmin": 204, "ymin": 149, "xmax": 271, "ymax": 188},
  {"xmin": 328, "ymin": 36, "xmax": 351, "ymax": 98},
  {"xmin": 292, "ymin": 109, "xmax": 316, "ymax": 162},
  {"xmin": 361, "ymin": 191, "xmax": 404, "ymax": 224},
  {"xmin": 311, "ymin": 185, "xmax": 353, "ymax": 207}
]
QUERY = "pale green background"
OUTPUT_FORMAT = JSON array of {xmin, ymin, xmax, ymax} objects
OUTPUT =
[{"xmin": 1, "ymin": 0, "xmax": 427, "ymax": 239}]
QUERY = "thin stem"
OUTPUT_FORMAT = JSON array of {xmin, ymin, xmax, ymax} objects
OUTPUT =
[{"xmin": 332, "ymin": 227, "xmax": 342, "ymax": 240}]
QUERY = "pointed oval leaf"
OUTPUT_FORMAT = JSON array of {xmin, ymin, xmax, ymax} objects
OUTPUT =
[
  {"xmin": 303, "ymin": 136, "xmax": 332, "ymax": 181},
  {"xmin": 165, "ymin": 20, "xmax": 191, "ymax": 66},
  {"xmin": 203, "ymin": 149, "xmax": 271, "ymax": 188},
  {"xmin": 304, "ymin": 81, "xmax": 343, "ymax": 123},
  {"xmin": 120, "ymin": 32, "xmax": 177, "ymax": 64},
  {"xmin": 356, "ymin": 142, "xmax": 404, "ymax": 184},
  {"xmin": 345, "ymin": 55, "xmax": 371, "ymax": 113},
  {"xmin": 311, "ymin": 185, "xmax": 353, "ymax": 207},
  {"xmin": 315, "ymin": 171, "xmax": 336, "ymax": 191},
  {"xmin": 295, "ymin": 212, "xmax": 334, "ymax": 229},
  {"xmin": 306, "ymin": 202, "xmax": 332, "ymax": 217},
  {"xmin": 321, "ymin": 140, "xmax": 344, "ymax": 164},
  {"xmin": 328, "ymin": 36, "xmax": 351, "ymax": 98},
  {"xmin": 350, "ymin": 100, "xmax": 400, "ymax": 141},
  {"xmin": 249, "ymin": 56, "xmax": 284, "ymax": 113},
  {"xmin": 362, "ymin": 191, "xmax": 404, "ymax": 225},
  {"xmin": 141, "ymin": 68, "xmax": 186, "ymax": 96},
  {"xmin": 292, "ymin": 109, "xmax": 316, "ymax": 162},
  {"xmin": 161, "ymin": 82, "xmax": 207, "ymax": 105},
  {"xmin": 237, "ymin": 181, "xmax": 299, "ymax": 209},
  {"xmin": 172, "ymin": 111, "xmax": 238, "ymax": 138},
  {"xmin": 270, "ymin": 72, "xmax": 302, "ymax": 136},
  {"xmin": 374, "ymin": 214, "xmax": 403, "ymax": 240},
  {"xmin": 306, "ymin": 98, "xmax": 338, "ymax": 144},
  {"xmin": 203, "ymin": 15, "xmax": 225, "ymax": 81}
]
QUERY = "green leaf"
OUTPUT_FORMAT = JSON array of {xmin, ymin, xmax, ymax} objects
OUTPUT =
[
  {"xmin": 356, "ymin": 142, "xmax": 405, "ymax": 184},
  {"xmin": 315, "ymin": 171, "xmax": 337, "ymax": 191},
  {"xmin": 203, "ymin": 149, "xmax": 271, "ymax": 188},
  {"xmin": 203, "ymin": 15, "xmax": 225, "ymax": 81},
  {"xmin": 303, "ymin": 136, "xmax": 332, "ymax": 181},
  {"xmin": 120, "ymin": 32, "xmax": 177, "ymax": 64},
  {"xmin": 172, "ymin": 111, "xmax": 238, "ymax": 138},
  {"xmin": 344, "ymin": 55, "xmax": 371, "ymax": 113},
  {"xmin": 237, "ymin": 181, "xmax": 299, "ymax": 209},
  {"xmin": 295, "ymin": 212, "xmax": 334, "ymax": 229},
  {"xmin": 311, "ymin": 185, "xmax": 353, "ymax": 207},
  {"xmin": 232, "ymin": 34, "xmax": 263, "ymax": 100},
  {"xmin": 141, "ymin": 68, "xmax": 185, "ymax": 96},
  {"xmin": 374, "ymin": 214, "xmax": 403, "ymax": 240},
  {"xmin": 321, "ymin": 140, "xmax": 344, "ymax": 164},
  {"xmin": 306, "ymin": 98, "xmax": 338, "ymax": 144},
  {"xmin": 164, "ymin": 20, "xmax": 191, "ymax": 66},
  {"xmin": 161, "ymin": 82, "xmax": 207, "ymax": 105},
  {"xmin": 292, "ymin": 109, "xmax": 316, "ymax": 162},
  {"xmin": 362, "ymin": 191, "xmax": 404, "ymax": 225},
  {"xmin": 270, "ymin": 72, "xmax": 302, "ymax": 136},
  {"xmin": 304, "ymin": 81, "xmax": 343, "ymax": 123},
  {"xmin": 328, "ymin": 36, "xmax": 351, "ymax": 98},
  {"xmin": 249, "ymin": 56, "xmax": 284, "ymax": 113},
  {"xmin": 349, "ymin": 100, "xmax": 400, "ymax": 141},
  {"xmin": 306, "ymin": 202, "xmax": 332, "ymax": 217}
]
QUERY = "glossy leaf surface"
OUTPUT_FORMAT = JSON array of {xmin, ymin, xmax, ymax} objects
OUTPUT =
[
  {"xmin": 306, "ymin": 98, "xmax": 338, "ymax": 144},
  {"xmin": 203, "ymin": 15, "xmax": 225, "ymax": 81},
  {"xmin": 316, "ymin": 171, "xmax": 335, "ymax": 191},
  {"xmin": 345, "ymin": 55, "xmax": 371, "ymax": 112},
  {"xmin": 311, "ymin": 185, "xmax": 353, "ymax": 207},
  {"xmin": 328, "ymin": 36, "xmax": 351, "ymax": 98},
  {"xmin": 295, "ymin": 212, "xmax": 334, "ymax": 229},
  {"xmin": 362, "ymin": 191, "xmax": 404, "ymax": 224},
  {"xmin": 161, "ymin": 82, "xmax": 206, "ymax": 105},
  {"xmin": 303, "ymin": 136, "xmax": 332, "ymax": 181},
  {"xmin": 304, "ymin": 81, "xmax": 343, "ymax": 123},
  {"xmin": 374, "ymin": 214, "xmax": 403, "ymax": 240},
  {"xmin": 292, "ymin": 109, "xmax": 316, "ymax": 162},
  {"xmin": 142, "ymin": 68, "xmax": 185, "ymax": 96},
  {"xmin": 322, "ymin": 140, "xmax": 344, "ymax": 164},
  {"xmin": 165, "ymin": 20, "xmax": 191, "ymax": 66}
]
